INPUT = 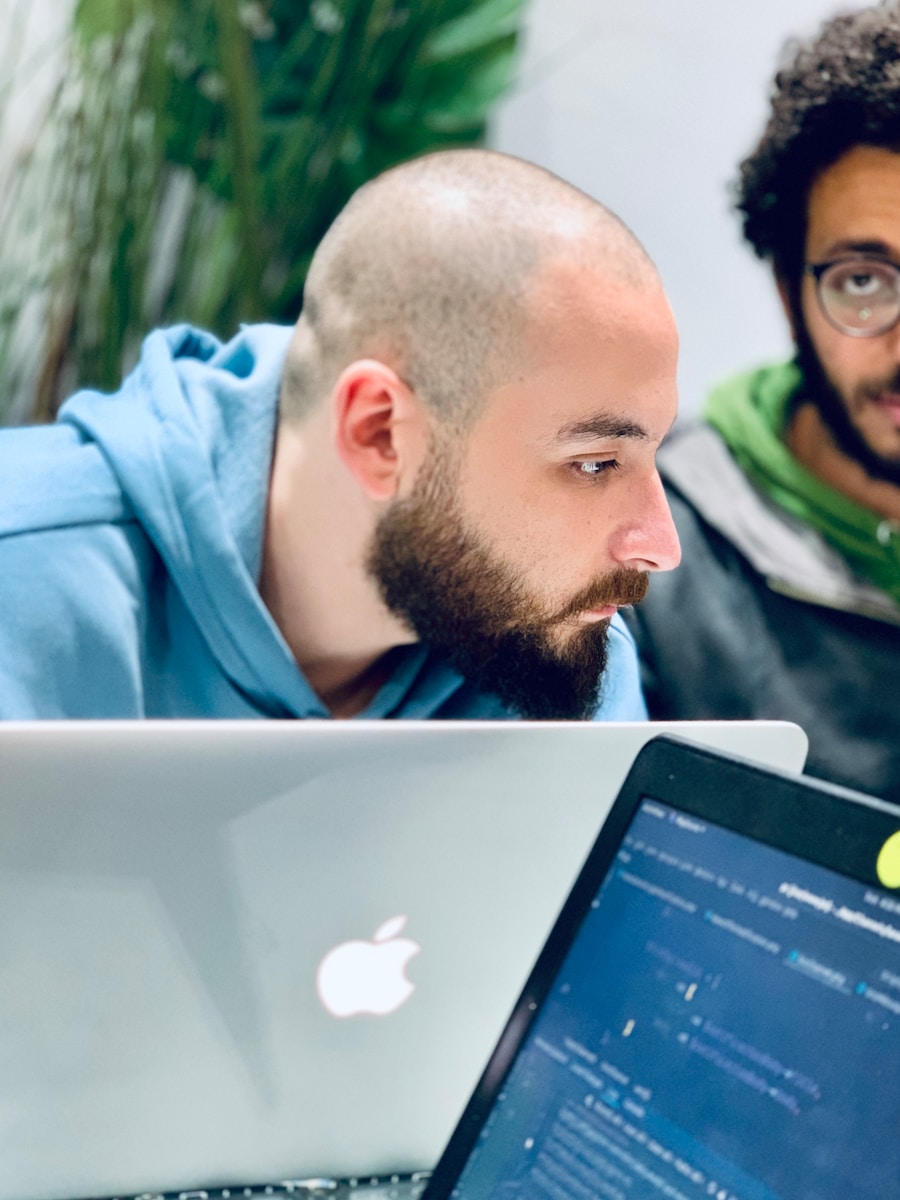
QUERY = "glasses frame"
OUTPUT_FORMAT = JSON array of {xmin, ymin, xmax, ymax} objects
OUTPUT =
[{"xmin": 805, "ymin": 255, "xmax": 900, "ymax": 338}]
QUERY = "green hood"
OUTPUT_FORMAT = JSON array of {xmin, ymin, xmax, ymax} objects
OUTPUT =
[{"xmin": 705, "ymin": 362, "xmax": 900, "ymax": 603}]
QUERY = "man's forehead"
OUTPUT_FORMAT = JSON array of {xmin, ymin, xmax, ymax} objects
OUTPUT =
[
  {"xmin": 806, "ymin": 146, "xmax": 900, "ymax": 256},
  {"xmin": 520, "ymin": 273, "xmax": 678, "ymax": 389}
]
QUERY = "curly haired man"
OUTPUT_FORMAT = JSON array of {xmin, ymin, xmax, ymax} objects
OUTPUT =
[{"xmin": 627, "ymin": 3, "xmax": 900, "ymax": 801}]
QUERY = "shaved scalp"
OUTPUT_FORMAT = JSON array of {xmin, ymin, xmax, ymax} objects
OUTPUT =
[{"xmin": 280, "ymin": 149, "xmax": 657, "ymax": 426}]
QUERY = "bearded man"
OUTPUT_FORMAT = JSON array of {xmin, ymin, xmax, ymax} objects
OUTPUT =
[
  {"xmin": 627, "ymin": 4, "xmax": 900, "ymax": 799},
  {"xmin": 0, "ymin": 149, "xmax": 680, "ymax": 721}
]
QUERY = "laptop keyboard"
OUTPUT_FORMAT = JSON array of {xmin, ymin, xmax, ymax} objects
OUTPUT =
[{"xmin": 88, "ymin": 1173, "xmax": 432, "ymax": 1200}]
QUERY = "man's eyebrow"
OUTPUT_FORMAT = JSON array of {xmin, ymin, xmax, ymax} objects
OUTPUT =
[
  {"xmin": 554, "ymin": 414, "xmax": 650, "ymax": 444},
  {"xmin": 819, "ymin": 238, "xmax": 898, "ymax": 259}
]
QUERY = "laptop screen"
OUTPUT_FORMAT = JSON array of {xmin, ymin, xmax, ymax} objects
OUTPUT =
[{"xmin": 444, "ymin": 795, "xmax": 900, "ymax": 1200}]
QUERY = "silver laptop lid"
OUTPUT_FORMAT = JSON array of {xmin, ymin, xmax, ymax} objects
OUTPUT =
[
  {"xmin": 0, "ymin": 720, "xmax": 807, "ymax": 1200},
  {"xmin": 422, "ymin": 735, "xmax": 900, "ymax": 1200}
]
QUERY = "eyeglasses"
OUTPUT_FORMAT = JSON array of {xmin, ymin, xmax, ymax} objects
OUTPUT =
[{"xmin": 805, "ymin": 256, "xmax": 900, "ymax": 337}]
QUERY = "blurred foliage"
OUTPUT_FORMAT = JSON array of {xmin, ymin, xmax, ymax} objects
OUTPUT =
[{"xmin": 0, "ymin": 0, "xmax": 526, "ymax": 423}]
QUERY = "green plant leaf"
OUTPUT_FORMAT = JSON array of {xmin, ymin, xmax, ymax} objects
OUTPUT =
[{"xmin": 422, "ymin": 0, "xmax": 525, "ymax": 61}]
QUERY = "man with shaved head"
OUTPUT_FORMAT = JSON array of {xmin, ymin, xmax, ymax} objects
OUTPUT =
[{"xmin": 0, "ymin": 149, "xmax": 680, "ymax": 720}]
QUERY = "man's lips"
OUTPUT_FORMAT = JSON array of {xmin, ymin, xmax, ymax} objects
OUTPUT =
[
  {"xmin": 870, "ymin": 392, "xmax": 900, "ymax": 426},
  {"xmin": 557, "ymin": 570, "xmax": 649, "ymax": 624},
  {"xmin": 868, "ymin": 393, "xmax": 900, "ymax": 412},
  {"xmin": 577, "ymin": 604, "xmax": 620, "ymax": 622}
]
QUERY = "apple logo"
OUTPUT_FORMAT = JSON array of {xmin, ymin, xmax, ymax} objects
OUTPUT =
[{"xmin": 316, "ymin": 915, "xmax": 421, "ymax": 1018}]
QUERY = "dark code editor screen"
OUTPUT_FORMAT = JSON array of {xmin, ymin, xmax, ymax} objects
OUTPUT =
[{"xmin": 451, "ymin": 800, "xmax": 900, "ymax": 1200}]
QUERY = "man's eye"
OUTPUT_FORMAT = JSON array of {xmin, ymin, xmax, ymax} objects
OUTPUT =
[
  {"xmin": 575, "ymin": 459, "xmax": 619, "ymax": 477},
  {"xmin": 829, "ymin": 262, "xmax": 897, "ymax": 297},
  {"xmin": 845, "ymin": 272, "xmax": 881, "ymax": 297}
]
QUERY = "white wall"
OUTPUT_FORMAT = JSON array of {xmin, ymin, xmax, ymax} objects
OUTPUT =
[{"xmin": 490, "ymin": 0, "xmax": 872, "ymax": 415}]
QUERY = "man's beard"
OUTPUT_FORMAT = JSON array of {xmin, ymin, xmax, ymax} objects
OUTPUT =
[
  {"xmin": 794, "ymin": 320, "xmax": 900, "ymax": 486},
  {"xmin": 365, "ymin": 451, "xmax": 648, "ymax": 720}
]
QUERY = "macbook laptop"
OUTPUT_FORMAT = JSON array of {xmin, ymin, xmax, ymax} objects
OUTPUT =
[
  {"xmin": 0, "ymin": 720, "xmax": 807, "ymax": 1200},
  {"xmin": 422, "ymin": 734, "xmax": 900, "ymax": 1200}
]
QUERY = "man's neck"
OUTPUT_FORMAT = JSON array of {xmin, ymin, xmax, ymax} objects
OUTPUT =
[
  {"xmin": 258, "ymin": 419, "xmax": 417, "ymax": 717},
  {"xmin": 305, "ymin": 646, "xmax": 412, "ymax": 718},
  {"xmin": 787, "ymin": 400, "xmax": 900, "ymax": 522}
]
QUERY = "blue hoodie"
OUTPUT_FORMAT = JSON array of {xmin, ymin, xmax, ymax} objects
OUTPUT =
[{"xmin": 0, "ymin": 324, "xmax": 647, "ymax": 720}]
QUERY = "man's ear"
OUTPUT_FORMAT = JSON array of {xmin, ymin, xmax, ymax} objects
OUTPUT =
[{"xmin": 332, "ymin": 360, "xmax": 428, "ymax": 501}]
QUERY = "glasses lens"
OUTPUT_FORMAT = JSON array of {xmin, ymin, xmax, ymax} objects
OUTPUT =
[{"xmin": 818, "ymin": 259, "xmax": 900, "ymax": 335}]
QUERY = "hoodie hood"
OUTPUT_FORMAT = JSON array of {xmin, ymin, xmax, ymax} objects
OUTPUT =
[
  {"xmin": 58, "ymin": 323, "xmax": 323, "ymax": 714},
  {"xmin": 659, "ymin": 422, "xmax": 900, "ymax": 618},
  {"xmin": 704, "ymin": 362, "xmax": 900, "ymax": 607}
]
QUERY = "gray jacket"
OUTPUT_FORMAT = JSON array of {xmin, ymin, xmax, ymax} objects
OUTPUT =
[{"xmin": 627, "ymin": 423, "xmax": 900, "ymax": 803}]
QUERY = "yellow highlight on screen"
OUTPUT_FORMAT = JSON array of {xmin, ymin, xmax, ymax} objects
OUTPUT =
[{"xmin": 876, "ymin": 830, "xmax": 900, "ymax": 888}]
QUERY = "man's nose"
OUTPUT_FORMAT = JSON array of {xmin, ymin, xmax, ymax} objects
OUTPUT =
[{"xmin": 610, "ymin": 470, "xmax": 681, "ymax": 573}]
